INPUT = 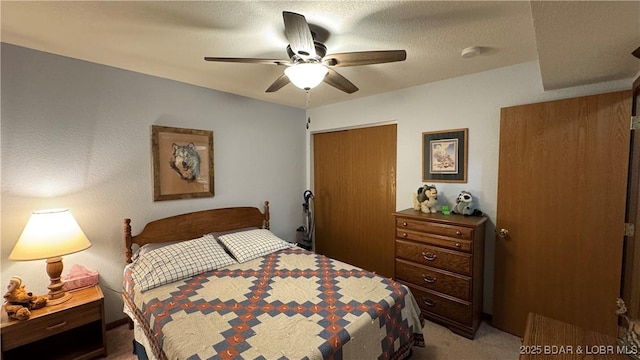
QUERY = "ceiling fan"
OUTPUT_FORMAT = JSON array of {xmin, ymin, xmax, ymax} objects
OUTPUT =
[{"xmin": 204, "ymin": 11, "xmax": 407, "ymax": 94}]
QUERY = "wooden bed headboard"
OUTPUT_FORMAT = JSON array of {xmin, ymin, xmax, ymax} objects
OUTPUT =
[{"xmin": 124, "ymin": 201, "xmax": 270, "ymax": 264}]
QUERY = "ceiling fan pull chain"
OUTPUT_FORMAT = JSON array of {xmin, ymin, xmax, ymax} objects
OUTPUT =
[{"xmin": 306, "ymin": 90, "xmax": 311, "ymax": 129}]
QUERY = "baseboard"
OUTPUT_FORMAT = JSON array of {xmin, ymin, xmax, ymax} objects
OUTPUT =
[{"xmin": 106, "ymin": 316, "xmax": 130, "ymax": 330}]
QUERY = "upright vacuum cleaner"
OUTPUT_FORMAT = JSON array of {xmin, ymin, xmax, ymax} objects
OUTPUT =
[{"xmin": 296, "ymin": 190, "xmax": 314, "ymax": 250}]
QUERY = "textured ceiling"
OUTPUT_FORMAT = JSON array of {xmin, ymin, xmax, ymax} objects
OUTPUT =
[{"xmin": 1, "ymin": 1, "xmax": 639, "ymax": 109}]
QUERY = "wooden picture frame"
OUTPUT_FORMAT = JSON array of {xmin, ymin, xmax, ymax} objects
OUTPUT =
[
  {"xmin": 422, "ymin": 128, "xmax": 468, "ymax": 183},
  {"xmin": 152, "ymin": 125, "xmax": 214, "ymax": 201}
]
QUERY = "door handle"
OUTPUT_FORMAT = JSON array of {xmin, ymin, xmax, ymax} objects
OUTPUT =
[{"xmin": 498, "ymin": 228, "xmax": 509, "ymax": 239}]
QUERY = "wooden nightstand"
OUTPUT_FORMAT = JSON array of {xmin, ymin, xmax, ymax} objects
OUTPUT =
[{"xmin": 1, "ymin": 285, "xmax": 106, "ymax": 360}]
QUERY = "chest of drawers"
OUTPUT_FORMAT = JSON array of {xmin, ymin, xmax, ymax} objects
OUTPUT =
[{"xmin": 394, "ymin": 209, "xmax": 486, "ymax": 339}]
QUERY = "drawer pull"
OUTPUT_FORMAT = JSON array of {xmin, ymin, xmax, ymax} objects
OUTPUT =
[
  {"xmin": 422, "ymin": 252, "xmax": 437, "ymax": 261},
  {"xmin": 423, "ymin": 275, "xmax": 437, "ymax": 283},
  {"xmin": 455, "ymin": 243, "xmax": 461, "ymax": 248},
  {"xmin": 402, "ymin": 222, "xmax": 408, "ymax": 227},
  {"xmin": 46, "ymin": 321, "xmax": 68, "ymax": 331},
  {"xmin": 456, "ymin": 230, "xmax": 462, "ymax": 236},
  {"xmin": 402, "ymin": 232, "xmax": 408, "ymax": 238},
  {"xmin": 423, "ymin": 298, "xmax": 436, "ymax": 307}
]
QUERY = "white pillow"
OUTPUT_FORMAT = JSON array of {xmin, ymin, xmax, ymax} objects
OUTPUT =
[
  {"xmin": 217, "ymin": 229, "xmax": 291, "ymax": 263},
  {"xmin": 133, "ymin": 241, "xmax": 180, "ymax": 260},
  {"xmin": 130, "ymin": 234, "xmax": 236, "ymax": 292},
  {"xmin": 132, "ymin": 227, "xmax": 258, "ymax": 260}
]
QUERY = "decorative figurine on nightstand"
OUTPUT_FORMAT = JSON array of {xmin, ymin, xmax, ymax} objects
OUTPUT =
[
  {"xmin": 3, "ymin": 276, "xmax": 47, "ymax": 320},
  {"xmin": 451, "ymin": 191, "xmax": 483, "ymax": 216},
  {"xmin": 413, "ymin": 184, "xmax": 438, "ymax": 213}
]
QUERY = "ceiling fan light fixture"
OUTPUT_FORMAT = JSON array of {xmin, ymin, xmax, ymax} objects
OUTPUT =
[
  {"xmin": 284, "ymin": 63, "xmax": 328, "ymax": 90},
  {"xmin": 205, "ymin": 11, "xmax": 405, "ymax": 95}
]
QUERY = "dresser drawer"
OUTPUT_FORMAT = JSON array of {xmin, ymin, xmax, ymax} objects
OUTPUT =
[
  {"xmin": 396, "ymin": 229, "xmax": 471, "ymax": 252},
  {"xmin": 395, "ymin": 259, "xmax": 471, "ymax": 301},
  {"xmin": 1, "ymin": 302, "xmax": 101, "ymax": 350},
  {"xmin": 395, "ymin": 239, "xmax": 471, "ymax": 275},
  {"xmin": 396, "ymin": 218, "xmax": 473, "ymax": 240},
  {"xmin": 405, "ymin": 283, "xmax": 472, "ymax": 326}
]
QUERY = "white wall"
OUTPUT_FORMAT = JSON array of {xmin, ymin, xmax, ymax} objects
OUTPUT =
[
  {"xmin": 1, "ymin": 44, "xmax": 306, "ymax": 323},
  {"xmin": 307, "ymin": 60, "xmax": 634, "ymax": 314}
]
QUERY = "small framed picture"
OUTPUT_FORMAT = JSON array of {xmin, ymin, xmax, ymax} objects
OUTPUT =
[
  {"xmin": 422, "ymin": 128, "xmax": 468, "ymax": 183},
  {"xmin": 152, "ymin": 125, "xmax": 214, "ymax": 201}
]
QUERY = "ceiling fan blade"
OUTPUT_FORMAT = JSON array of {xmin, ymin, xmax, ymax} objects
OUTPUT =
[
  {"xmin": 633, "ymin": 46, "xmax": 640, "ymax": 59},
  {"xmin": 323, "ymin": 68, "xmax": 359, "ymax": 94},
  {"xmin": 324, "ymin": 50, "xmax": 407, "ymax": 67},
  {"xmin": 265, "ymin": 73, "xmax": 291, "ymax": 93},
  {"xmin": 204, "ymin": 57, "xmax": 289, "ymax": 66},
  {"xmin": 283, "ymin": 11, "xmax": 316, "ymax": 58}
]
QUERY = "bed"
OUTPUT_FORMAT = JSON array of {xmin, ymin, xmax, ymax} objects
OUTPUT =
[{"xmin": 122, "ymin": 201, "xmax": 424, "ymax": 360}]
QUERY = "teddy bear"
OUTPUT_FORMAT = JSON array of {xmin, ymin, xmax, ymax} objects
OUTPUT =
[
  {"xmin": 451, "ymin": 191, "xmax": 483, "ymax": 216},
  {"xmin": 413, "ymin": 184, "xmax": 438, "ymax": 213},
  {"xmin": 3, "ymin": 276, "xmax": 47, "ymax": 320}
]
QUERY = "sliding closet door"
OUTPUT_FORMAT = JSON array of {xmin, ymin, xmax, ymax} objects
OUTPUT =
[
  {"xmin": 314, "ymin": 129, "xmax": 351, "ymax": 265},
  {"xmin": 313, "ymin": 124, "xmax": 397, "ymax": 277}
]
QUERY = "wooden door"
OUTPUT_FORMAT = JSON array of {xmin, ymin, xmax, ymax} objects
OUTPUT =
[
  {"xmin": 622, "ymin": 76, "xmax": 640, "ymax": 320},
  {"xmin": 313, "ymin": 124, "xmax": 397, "ymax": 277},
  {"xmin": 493, "ymin": 91, "xmax": 631, "ymax": 337}
]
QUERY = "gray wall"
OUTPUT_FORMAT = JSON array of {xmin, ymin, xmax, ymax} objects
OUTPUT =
[{"xmin": 1, "ymin": 43, "xmax": 306, "ymax": 323}]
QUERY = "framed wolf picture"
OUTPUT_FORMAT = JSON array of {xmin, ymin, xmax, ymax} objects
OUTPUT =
[{"xmin": 152, "ymin": 125, "xmax": 214, "ymax": 201}]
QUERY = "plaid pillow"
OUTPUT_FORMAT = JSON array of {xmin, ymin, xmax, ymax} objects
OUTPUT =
[
  {"xmin": 130, "ymin": 234, "xmax": 236, "ymax": 292},
  {"xmin": 217, "ymin": 229, "xmax": 291, "ymax": 263}
]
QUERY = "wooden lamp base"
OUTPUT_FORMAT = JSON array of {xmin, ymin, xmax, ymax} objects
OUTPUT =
[{"xmin": 45, "ymin": 256, "xmax": 72, "ymax": 306}]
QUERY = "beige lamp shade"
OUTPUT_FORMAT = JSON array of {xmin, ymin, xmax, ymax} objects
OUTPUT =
[{"xmin": 9, "ymin": 209, "xmax": 92, "ymax": 261}]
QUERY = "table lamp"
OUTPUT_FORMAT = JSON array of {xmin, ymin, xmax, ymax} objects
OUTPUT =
[{"xmin": 9, "ymin": 208, "xmax": 92, "ymax": 306}]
